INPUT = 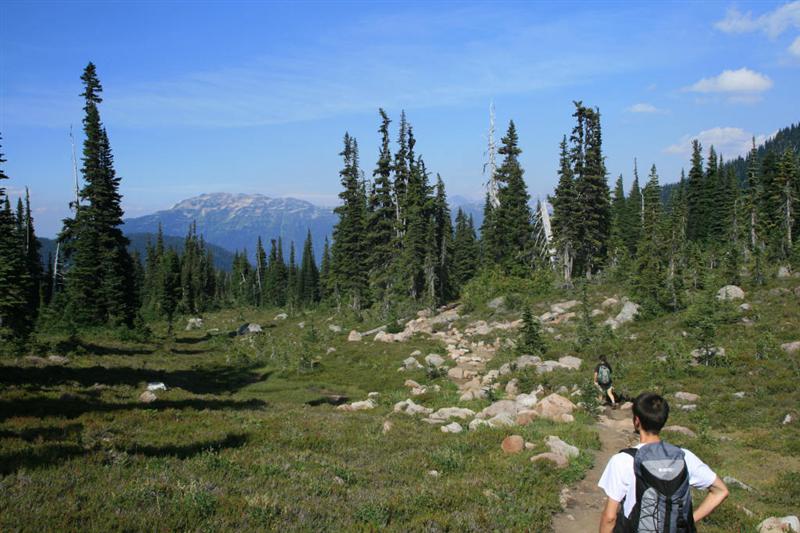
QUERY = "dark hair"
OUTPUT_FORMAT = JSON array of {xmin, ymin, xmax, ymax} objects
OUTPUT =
[
  {"xmin": 599, "ymin": 354, "xmax": 608, "ymax": 363},
  {"xmin": 633, "ymin": 392, "xmax": 669, "ymax": 433}
]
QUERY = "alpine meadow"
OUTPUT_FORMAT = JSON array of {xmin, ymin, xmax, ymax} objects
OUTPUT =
[{"xmin": 1, "ymin": 2, "xmax": 799, "ymax": 532}]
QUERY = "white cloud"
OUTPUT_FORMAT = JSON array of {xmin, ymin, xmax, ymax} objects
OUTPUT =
[
  {"xmin": 790, "ymin": 36, "xmax": 800, "ymax": 56},
  {"xmin": 687, "ymin": 68, "xmax": 772, "ymax": 94},
  {"xmin": 664, "ymin": 127, "xmax": 773, "ymax": 158},
  {"xmin": 714, "ymin": 2, "xmax": 800, "ymax": 38},
  {"xmin": 627, "ymin": 103, "xmax": 665, "ymax": 113}
]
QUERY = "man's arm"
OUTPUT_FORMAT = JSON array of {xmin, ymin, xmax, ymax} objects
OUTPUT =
[
  {"xmin": 692, "ymin": 476, "xmax": 729, "ymax": 523},
  {"xmin": 599, "ymin": 497, "xmax": 619, "ymax": 533}
]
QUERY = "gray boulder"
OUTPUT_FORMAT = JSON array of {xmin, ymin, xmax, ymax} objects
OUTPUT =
[
  {"xmin": 425, "ymin": 353, "xmax": 446, "ymax": 367},
  {"xmin": 716, "ymin": 285, "xmax": 745, "ymax": 301}
]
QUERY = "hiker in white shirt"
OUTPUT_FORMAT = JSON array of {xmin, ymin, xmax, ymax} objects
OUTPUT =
[{"xmin": 597, "ymin": 392, "xmax": 728, "ymax": 533}]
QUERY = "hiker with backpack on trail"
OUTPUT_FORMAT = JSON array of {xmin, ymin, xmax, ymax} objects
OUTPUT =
[
  {"xmin": 594, "ymin": 355, "xmax": 616, "ymax": 407},
  {"xmin": 597, "ymin": 392, "xmax": 729, "ymax": 533}
]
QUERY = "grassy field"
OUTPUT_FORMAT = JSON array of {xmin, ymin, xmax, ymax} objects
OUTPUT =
[{"xmin": 1, "ymin": 275, "xmax": 799, "ymax": 531}]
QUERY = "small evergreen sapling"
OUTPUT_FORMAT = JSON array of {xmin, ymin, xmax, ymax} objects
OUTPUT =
[{"xmin": 517, "ymin": 305, "xmax": 546, "ymax": 355}]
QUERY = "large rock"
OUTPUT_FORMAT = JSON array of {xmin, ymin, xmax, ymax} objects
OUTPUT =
[
  {"xmin": 757, "ymin": 516, "xmax": 799, "ymax": 533},
  {"xmin": 501, "ymin": 435, "xmax": 525, "ymax": 454},
  {"xmin": 425, "ymin": 353, "xmax": 446, "ymax": 367},
  {"xmin": 558, "ymin": 355, "xmax": 582, "ymax": 370},
  {"xmin": 337, "ymin": 399, "xmax": 376, "ymax": 411},
  {"xmin": 328, "ymin": 324, "xmax": 342, "ymax": 333},
  {"xmin": 777, "ymin": 266, "xmax": 792, "ymax": 278},
  {"xmin": 534, "ymin": 393, "xmax": 576, "ymax": 422},
  {"xmin": 441, "ymin": 422, "xmax": 463, "ymax": 434},
  {"xmin": 781, "ymin": 341, "xmax": 800, "ymax": 355},
  {"xmin": 717, "ymin": 285, "xmax": 745, "ymax": 301},
  {"xmin": 274, "ymin": 313, "xmax": 288, "ymax": 320},
  {"xmin": 393, "ymin": 399, "xmax": 433, "ymax": 416},
  {"xmin": 514, "ymin": 393, "xmax": 538, "ymax": 409},
  {"xmin": 347, "ymin": 330, "xmax": 362, "ymax": 342},
  {"xmin": 531, "ymin": 452, "xmax": 568, "ymax": 468},
  {"xmin": 515, "ymin": 410, "xmax": 539, "ymax": 426},
  {"xmin": 469, "ymin": 418, "xmax": 490, "ymax": 431},
  {"xmin": 487, "ymin": 413, "xmax": 516, "ymax": 427},
  {"xmin": 615, "ymin": 300, "xmax": 640, "ymax": 326},
  {"xmin": 430, "ymin": 407, "xmax": 475, "ymax": 421},
  {"xmin": 402, "ymin": 357, "xmax": 424, "ymax": 370},
  {"xmin": 601, "ymin": 297, "xmax": 619, "ymax": 308},
  {"xmin": 662, "ymin": 425, "xmax": 696, "ymax": 438},
  {"xmin": 237, "ymin": 322, "xmax": 263, "ymax": 335},
  {"xmin": 47, "ymin": 355, "xmax": 70, "ymax": 365},
  {"xmin": 674, "ymin": 391, "xmax": 700, "ymax": 402},
  {"xmin": 477, "ymin": 400, "xmax": 519, "ymax": 420},
  {"xmin": 551, "ymin": 300, "xmax": 579, "ymax": 314},
  {"xmin": 516, "ymin": 355, "xmax": 542, "ymax": 369},
  {"xmin": 139, "ymin": 391, "xmax": 157, "ymax": 404},
  {"xmin": 545, "ymin": 435, "xmax": 579, "ymax": 458},
  {"xmin": 185, "ymin": 317, "xmax": 204, "ymax": 330}
]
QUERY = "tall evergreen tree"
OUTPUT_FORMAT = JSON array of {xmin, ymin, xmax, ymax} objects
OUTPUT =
[
  {"xmin": 160, "ymin": 249, "xmax": 181, "ymax": 334},
  {"xmin": 686, "ymin": 140, "xmax": 706, "ymax": 242},
  {"xmin": 255, "ymin": 236, "xmax": 267, "ymax": 306},
  {"xmin": 319, "ymin": 236, "xmax": 331, "ymax": 301},
  {"xmin": 298, "ymin": 230, "xmax": 320, "ymax": 305},
  {"xmin": 0, "ymin": 137, "xmax": 33, "ymax": 340},
  {"xmin": 452, "ymin": 209, "xmax": 479, "ymax": 292},
  {"xmin": 550, "ymin": 135, "xmax": 578, "ymax": 283},
  {"xmin": 62, "ymin": 63, "xmax": 136, "ymax": 326},
  {"xmin": 492, "ymin": 120, "xmax": 533, "ymax": 274},
  {"xmin": 431, "ymin": 175, "xmax": 453, "ymax": 303},
  {"xmin": 330, "ymin": 133, "xmax": 368, "ymax": 310},
  {"xmin": 21, "ymin": 188, "xmax": 42, "ymax": 322},
  {"xmin": 632, "ymin": 165, "xmax": 666, "ymax": 315},
  {"xmin": 623, "ymin": 160, "xmax": 643, "ymax": 254},
  {"xmin": 366, "ymin": 109, "xmax": 398, "ymax": 303}
]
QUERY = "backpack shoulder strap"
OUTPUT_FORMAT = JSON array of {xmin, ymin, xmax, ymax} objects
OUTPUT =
[{"xmin": 619, "ymin": 447, "xmax": 637, "ymax": 458}]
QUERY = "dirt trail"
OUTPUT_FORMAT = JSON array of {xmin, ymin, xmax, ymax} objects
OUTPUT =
[{"xmin": 552, "ymin": 407, "xmax": 638, "ymax": 533}]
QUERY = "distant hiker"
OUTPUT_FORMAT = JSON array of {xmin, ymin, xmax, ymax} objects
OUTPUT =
[
  {"xmin": 597, "ymin": 392, "xmax": 728, "ymax": 533},
  {"xmin": 594, "ymin": 355, "xmax": 616, "ymax": 407}
]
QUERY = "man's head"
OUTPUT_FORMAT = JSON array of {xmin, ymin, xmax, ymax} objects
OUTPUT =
[{"xmin": 632, "ymin": 392, "xmax": 669, "ymax": 434}]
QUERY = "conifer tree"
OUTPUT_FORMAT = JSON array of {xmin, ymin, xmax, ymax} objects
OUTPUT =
[
  {"xmin": 686, "ymin": 140, "xmax": 706, "ymax": 241},
  {"xmin": 517, "ymin": 305, "xmax": 546, "ymax": 355},
  {"xmin": 452, "ymin": 209, "xmax": 479, "ymax": 292},
  {"xmin": 265, "ymin": 238, "xmax": 287, "ymax": 306},
  {"xmin": 319, "ymin": 236, "xmax": 331, "ymax": 301},
  {"xmin": 287, "ymin": 241, "xmax": 298, "ymax": 307},
  {"xmin": 0, "ymin": 137, "xmax": 33, "ymax": 340},
  {"xmin": 62, "ymin": 63, "xmax": 136, "ymax": 326},
  {"xmin": 255, "ymin": 236, "xmax": 267, "ymax": 306},
  {"xmin": 492, "ymin": 121, "xmax": 533, "ymax": 274},
  {"xmin": 551, "ymin": 135, "xmax": 578, "ymax": 283},
  {"xmin": 160, "ymin": 249, "xmax": 181, "ymax": 334},
  {"xmin": 432, "ymin": 175, "xmax": 453, "ymax": 303},
  {"xmin": 608, "ymin": 174, "xmax": 628, "ymax": 269},
  {"xmin": 398, "ymin": 153, "xmax": 432, "ymax": 299},
  {"xmin": 623, "ymin": 160, "xmax": 643, "ymax": 254},
  {"xmin": 330, "ymin": 133, "xmax": 368, "ymax": 310},
  {"xmin": 298, "ymin": 230, "xmax": 319, "ymax": 305},
  {"xmin": 366, "ymin": 109, "xmax": 397, "ymax": 302},
  {"xmin": 480, "ymin": 192, "xmax": 499, "ymax": 266},
  {"xmin": 20, "ymin": 188, "xmax": 42, "ymax": 324}
]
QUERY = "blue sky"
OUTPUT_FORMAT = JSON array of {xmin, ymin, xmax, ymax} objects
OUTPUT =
[{"xmin": 1, "ymin": 0, "xmax": 799, "ymax": 236}]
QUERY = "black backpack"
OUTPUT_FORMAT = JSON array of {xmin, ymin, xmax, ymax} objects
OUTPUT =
[{"xmin": 614, "ymin": 441, "xmax": 696, "ymax": 533}]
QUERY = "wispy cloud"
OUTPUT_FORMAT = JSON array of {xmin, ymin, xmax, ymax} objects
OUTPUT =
[
  {"xmin": 687, "ymin": 68, "xmax": 772, "ymax": 94},
  {"xmin": 2, "ymin": 7, "xmax": 673, "ymax": 129},
  {"xmin": 626, "ymin": 103, "xmax": 666, "ymax": 114},
  {"xmin": 714, "ymin": 2, "xmax": 800, "ymax": 38},
  {"xmin": 790, "ymin": 36, "xmax": 800, "ymax": 56},
  {"xmin": 664, "ymin": 127, "xmax": 773, "ymax": 158}
]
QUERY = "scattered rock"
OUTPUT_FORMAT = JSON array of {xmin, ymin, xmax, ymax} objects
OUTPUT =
[
  {"xmin": 487, "ymin": 413, "xmax": 516, "ymax": 427},
  {"xmin": 185, "ymin": 317, "xmax": 204, "ymax": 330},
  {"xmin": 716, "ymin": 285, "xmax": 745, "ymax": 301},
  {"xmin": 382, "ymin": 420, "xmax": 393, "ymax": 434},
  {"xmin": 739, "ymin": 303, "xmax": 752, "ymax": 311},
  {"xmin": 757, "ymin": 516, "xmax": 799, "ymax": 533},
  {"xmin": 394, "ymin": 399, "xmax": 434, "ymax": 416},
  {"xmin": 404, "ymin": 379, "xmax": 421, "ymax": 389},
  {"xmin": 733, "ymin": 391, "xmax": 746, "ymax": 399},
  {"xmin": 469, "ymin": 418, "xmax": 490, "ymax": 431},
  {"xmin": 781, "ymin": 341, "xmax": 800, "ymax": 355},
  {"xmin": 722, "ymin": 476, "xmax": 753, "ymax": 491},
  {"xmin": 769, "ymin": 288, "xmax": 791, "ymax": 296},
  {"xmin": 550, "ymin": 300, "xmax": 579, "ymax": 314},
  {"xmin": 515, "ymin": 410, "xmax": 539, "ymax": 426},
  {"xmin": 424, "ymin": 353, "xmax": 446, "ymax": 367},
  {"xmin": 545, "ymin": 435, "xmax": 579, "ymax": 458},
  {"xmin": 558, "ymin": 355, "xmax": 582, "ymax": 370},
  {"xmin": 333, "ymin": 475, "xmax": 345, "ymax": 485},
  {"xmin": 619, "ymin": 402, "xmax": 632, "ymax": 412},
  {"xmin": 531, "ymin": 452, "xmax": 568, "ymax": 468},
  {"xmin": 477, "ymin": 400, "xmax": 519, "ymax": 420},
  {"xmin": 237, "ymin": 323, "xmax": 263, "ymax": 335},
  {"xmin": 777, "ymin": 266, "xmax": 792, "ymax": 278},
  {"xmin": 427, "ymin": 470, "xmax": 440, "ymax": 477},
  {"xmin": 601, "ymin": 297, "xmax": 619, "ymax": 308},
  {"xmin": 367, "ymin": 392, "xmax": 380, "ymax": 399},
  {"xmin": 328, "ymin": 324, "xmax": 342, "ymax": 333},
  {"xmin": 662, "ymin": 425, "xmax": 696, "ymax": 438},
  {"xmin": 337, "ymin": 399, "xmax": 377, "ymax": 411},
  {"xmin": 501, "ymin": 435, "xmax": 525, "ymax": 454},
  {"xmin": 783, "ymin": 414, "xmax": 795, "ymax": 425},
  {"xmin": 347, "ymin": 330, "xmax": 362, "ymax": 342},
  {"xmin": 402, "ymin": 357, "xmax": 424, "ymax": 370},
  {"xmin": 139, "ymin": 391, "xmax": 157, "ymax": 403},
  {"xmin": 441, "ymin": 422, "xmax": 463, "ymax": 434},
  {"xmin": 514, "ymin": 393, "xmax": 538, "ymax": 409},
  {"xmin": 410, "ymin": 349, "xmax": 422, "ymax": 357},
  {"xmin": 326, "ymin": 347, "xmax": 336, "ymax": 355},
  {"xmin": 591, "ymin": 309, "xmax": 604, "ymax": 317},
  {"xmin": 46, "ymin": 355, "xmax": 70, "ymax": 365},
  {"xmin": 690, "ymin": 346, "xmax": 725, "ymax": 363},
  {"xmin": 274, "ymin": 313, "xmax": 288, "ymax": 320},
  {"xmin": 430, "ymin": 407, "xmax": 475, "ymax": 421},
  {"xmin": 680, "ymin": 404, "xmax": 697, "ymax": 412},
  {"xmin": 147, "ymin": 382, "xmax": 167, "ymax": 391},
  {"xmin": 23, "ymin": 356, "xmax": 48, "ymax": 366},
  {"xmin": 674, "ymin": 391, "xmax": 700, "ymax": 402},
  {"xmin": 533, "ymin": 393, "xmax": 576, "ymax": 422}
]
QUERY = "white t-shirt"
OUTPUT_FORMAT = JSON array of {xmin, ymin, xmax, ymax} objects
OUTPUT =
[{"xmin": 598, "ymin": 442, "xmax": 717, "ymax": 518}]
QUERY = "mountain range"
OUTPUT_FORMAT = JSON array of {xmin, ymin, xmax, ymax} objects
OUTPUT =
[{"xmin": 122, "ymin": 192, "xmax": 484, "ymax": 263}]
